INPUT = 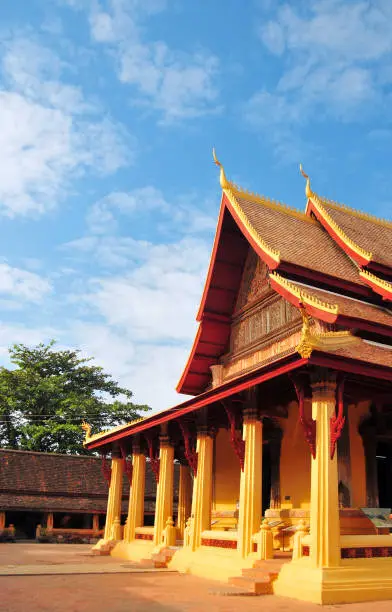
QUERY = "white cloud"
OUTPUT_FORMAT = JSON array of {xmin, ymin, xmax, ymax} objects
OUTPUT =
[
  {"xmin": 250, "ymin": 0, "xmax": 392, "ymax": 151},
  {"xmin": 0, "ymin": 263, "xmax": 52, "ymax": 303},
  {"xmin": 0, "ymin": 34, "xmax": 133, "ymax": 216},
  {"xmin": 87, "ymin": 1, "xmax": 220, "ymax": 122}
]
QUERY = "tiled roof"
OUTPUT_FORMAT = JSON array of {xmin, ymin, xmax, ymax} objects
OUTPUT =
[
  {"xmin": 285, "ymin": 280, "xmax": 392, "ymax": 330},
  {"xmin": 320, "ymin": 201, "xmax": 392, "ymax": 270},
  {"xmin": 321, "ymin": 339, "xmax": 392, "ymax": 370},
  {"xmin": 0, "ymin": 449, "xmax": 161, "ymax": 513},
  {"xmin": 234, "ymin": 194, "xmax": 363, "ymax": 286}
]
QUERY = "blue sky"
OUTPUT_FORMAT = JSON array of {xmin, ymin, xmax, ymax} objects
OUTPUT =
[{"xmin": 0, "ymin": 0, "xmax": 391, "ymax": 411}]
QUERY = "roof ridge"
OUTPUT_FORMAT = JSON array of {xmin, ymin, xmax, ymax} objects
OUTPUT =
[
  {"xmin": 223, "ymin": 188, "xmax": 281, "ymax": 264},
  {"xmin": 309, "ymin": 191, "xmax": 373, "ymax": 263},
  {"xmin": 320, "ymin": 197, "xmax": 392, "ymax": 229},
  {"xmin": 0, "ymin": 448, "xmax": 101, "ymax": 459},
  {"xmin": 230, "ymin": 184, "xmax": 315, "ymax": 224}
]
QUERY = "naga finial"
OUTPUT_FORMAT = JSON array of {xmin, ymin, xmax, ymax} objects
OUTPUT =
[
  {"xmin": 81, "ymin": 421, "xmax": 92, "ymax": 442},
  {"xmin": 299, "ymin": 164, "xmax": 312, "ymax": 199},
  {"xmin": 212, "ymin": 147, "xmax": 230, "ymax": 190}
]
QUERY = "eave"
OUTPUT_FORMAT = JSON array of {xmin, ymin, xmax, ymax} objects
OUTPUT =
[
  {"xmin": 85, "ymin": 352, "xmax": 307, "ymax": 450},
  {"xmin": 359, "ymin": 270, "xmax": 392, "ymax": 302}
]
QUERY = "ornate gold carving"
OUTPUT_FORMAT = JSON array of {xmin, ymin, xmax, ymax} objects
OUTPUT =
[
  {"xmin": 82, "ymin": 416, "xmax": 146, "ymax": 445},
  {"xmin": 223, "ymin": 330, "xmax": 302, "ymax": 380},
  {"xmin": 235, "ymin": 249, "xmax": 270, "ymax": 312},
  {"xmin": 81, "ymin": 421, "xmax": 91, "ymax": 442},
  {"xmin": 296, "ymin": 306, "xmax": 360, "ymax": 359}
]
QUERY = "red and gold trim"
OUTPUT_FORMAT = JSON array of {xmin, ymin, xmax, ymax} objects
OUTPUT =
[{"xmin": 359, "ymin": 269, "xmax": 392, "ymax": 301}]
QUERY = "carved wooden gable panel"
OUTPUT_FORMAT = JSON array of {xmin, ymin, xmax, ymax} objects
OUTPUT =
[{"xmin": 229, "ymin": 247, "xmax": 300, "ymax": 356}]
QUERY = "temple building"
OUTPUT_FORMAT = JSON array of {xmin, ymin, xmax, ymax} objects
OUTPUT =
[
  {"xmin": 82, "ymin": 155, "xmax": 392, "ymax": 604},
  {"xmin": 0, "ymin": 449, "xmax": 163, "ymax": 541}
]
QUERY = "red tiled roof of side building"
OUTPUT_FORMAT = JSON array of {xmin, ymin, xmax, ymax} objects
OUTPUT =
[
  {"xmin": 0, "ymin": 449, "xmax": 169, "ymax": 512},
  {"xmin": 235, "ymin": 195, "xmax": 365, "ymax": 286},
  {"xmin": 319, "ymin": 201, "xmax": 392, "ymax": 271},
  {"xmin": 321, "ymin": 339, "xmax": 392, "ymax": 370}
]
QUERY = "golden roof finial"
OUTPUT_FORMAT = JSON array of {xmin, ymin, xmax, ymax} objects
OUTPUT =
[
  {"xmin": 299, "ymin": 164, "xmax": 312, "ymax": 199},
  {"xmin": 212, "ymin": 147, "xmax": 230, "ymax": 190}
]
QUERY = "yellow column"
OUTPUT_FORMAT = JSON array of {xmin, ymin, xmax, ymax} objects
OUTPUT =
[
  {"xmin": 103, "ymin": 454, "xmax": 124, "ymax": 541},
  {"xmin": 310, "ymin": 374, "xmax": 340, "ymax": 568},
  {"xmin": 189, "ymin": 428, "xmax": 214, "ymax": 551},
  {"xmin": 126, "ymin": 451, "xmax": 146, "ymax": 542},
  {"xmin": 177, "ymin": 464, "xmax": 192, "ymax": 538},
  {"xmin": 238, "ymin": 407, "xmax": 263, "ymax": 558},
  {"xmin": 0, "ymin": 512, "xmax": 5, "ymax": 530},
  {"xmin": 153, "ymin": 435, "xmax": 174, "ymax": 546}
]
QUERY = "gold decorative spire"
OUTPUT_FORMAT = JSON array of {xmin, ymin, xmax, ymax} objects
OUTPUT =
[
  {"xmin": 81, "ymin": 421, "xmax": 91, "ymax": 443},
  {"xmin": 212, "ymin": 147, "xmax": 230, "ymax": 190},
  {"xmin": 299, "ymin": 164, "xmax": 312, "ymax": 198}
]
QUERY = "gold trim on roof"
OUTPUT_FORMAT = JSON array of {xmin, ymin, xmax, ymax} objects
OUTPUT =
[
  {"xmin": 359, "ymin": 269, "xmax": 392, "ymax": 297},
  {"xmin": 321, "ymin": 198, "xmax": 392, "ymax": 230},
  {"xmin": 296, "ymin": 306, "xmax": 360, "ymax": 359},
  {"xmin": 82, "ymin": 416, "xmax": 146, "ymax": 446},
  {"xmin": 224, "ymin": 188, "xmax": 281, "ymax": 264},
  {"xmin": 213, "ymin": 149, "xmax": 314, "ymax": 224},
  {"xmin": 270, "ymin": 272, "xmax": 339, "ymax": 315},
  {"xmin": 299, "ymin": 165, "xmax": 373, "ymax": 263}
]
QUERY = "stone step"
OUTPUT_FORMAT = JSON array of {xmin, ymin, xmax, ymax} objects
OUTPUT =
[
  {"xmin": 241, "ymin": 568, "xmax": 279, "ymax": 581},
  {"xmin": 229, "ymin": 575, "xmax": 274, "ymax": 595},
  {"xmin": 208, "ymin": 585, "xmax": 259, "ymax": 597}
]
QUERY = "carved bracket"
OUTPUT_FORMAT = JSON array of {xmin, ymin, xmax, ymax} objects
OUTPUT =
[
  {"xmin": 100, "ymin": 452, "xmax": 112, "ymax": 487},
  {"xmin": 119, "ymin": 443, "xmax": 133, "ymax": 485},
  {"xmin": 223, "ymin": 401, "xmax": 245, "ymax": 471},
  {"xmin": 330, "ymin": 379, "xmax": 345, "ymax": 460},
  {"xmin": 146, "ymin": 436, "xmax": 160, "ymax": 483},
  {"xmin": 179, "ymin": 421, "xmax": 198, "ymax": 476},
  {"xmin": 292, "ymin": 378, "xmax": 316, "ymax": 459}
]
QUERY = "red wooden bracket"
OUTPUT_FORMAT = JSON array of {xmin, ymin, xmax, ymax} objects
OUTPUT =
[
  {"xmin": 292, "ymin": 379, "xmax": 317, "ymax": 459},
  {"xmin": 179, "ymin": 421, "xmax": 198, "ymax": 476},
  {"xmin": 119, "ymin": 443, "xmax": 133, "ymax": 485},
  {"xmin": 100, "ymin": 452, "xmax": 112, "ymax": 486},
  {"xmin": 146, "ymin": 436, "xmax": 160, "ymax": 483},
  {"xmin": 223, "ymin": 402, "xmax": 245, "ymax": 471},
  {"xmin": 330, "ymin": 379, "xmax": 345, "ymax": 460}
]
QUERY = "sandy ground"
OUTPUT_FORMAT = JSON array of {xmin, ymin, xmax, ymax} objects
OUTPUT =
[{"xmin": 2, "ymin": 543, "xmax": 392, "ymax": 612}]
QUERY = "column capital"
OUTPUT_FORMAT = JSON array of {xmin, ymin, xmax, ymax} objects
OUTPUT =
[
  {"xmin": 159, "ymin": 433, "xmax": 172, "ymax": 448},
  {"xmin": 196, "ymin": 424, "xmax": 216, "ymax": 438},
  {"xmin": 243, "ymin": 406, "xmax": 260, "ymax": 422},
  {"xmin": 311, "ymin": 370, "xmax": 337, "ymax": 401},
  {"xmin": 132, "ymin": 435, "xmax": 142, "ymax": 455}
]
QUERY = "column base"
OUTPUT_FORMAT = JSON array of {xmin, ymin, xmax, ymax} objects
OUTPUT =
[
  {"xmin": 110, "ymin": 539, "xmax": 155, "ymax": 562},
  {"xmin": 274, "ymin": 557, "xmax": 392, "ymax": 604},
  {"xmin": 91, "ymin": 538, "xmax": 117, "ymax": 555},
  {"xmin": 169, "ymin": 546, "xmax": 255, "ymax": 582}
]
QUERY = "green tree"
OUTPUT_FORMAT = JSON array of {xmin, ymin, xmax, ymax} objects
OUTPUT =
[{"xmin": 0, "ymin": 341, "xmax": 150, "ymax": 454}]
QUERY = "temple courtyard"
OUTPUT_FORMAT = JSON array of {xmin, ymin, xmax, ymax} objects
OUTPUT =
[{"xmin": 0, "ymin": 544, "xmax": 392, "ymax": 612}]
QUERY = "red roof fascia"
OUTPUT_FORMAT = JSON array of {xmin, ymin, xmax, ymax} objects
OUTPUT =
[
  {"xmin": 359, "ymin": 274, "xmax": 392, "ymax": 302},
  {"xmin": 278, "ymin": 261, "xmax": 374, "ymax": 300},
  {"xmin": 86, "ymin": 354, "xmax": 307, "ymax": 450},
  {"xmin": 310, "ymin": 352, "xmax": 392, "ymax": 381},
  {"xmin": 222, "ymin": 193, "xmax": 280, "ymax": 270},
  {"xmin": 196, "ymin": 195, "xmax": 226, "ymax": 322},
  {"xmin": 307, "ymin": 200, "xmax": 371, "ymax": 268},
  {"xmin": 269, "ymin": 274, "xmax": 338, "ymax": 324}
]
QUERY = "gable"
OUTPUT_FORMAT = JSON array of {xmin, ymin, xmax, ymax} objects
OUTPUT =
[{"xmin": 227, "ymin": 246, "xmax": 301, "ymax": 361}]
